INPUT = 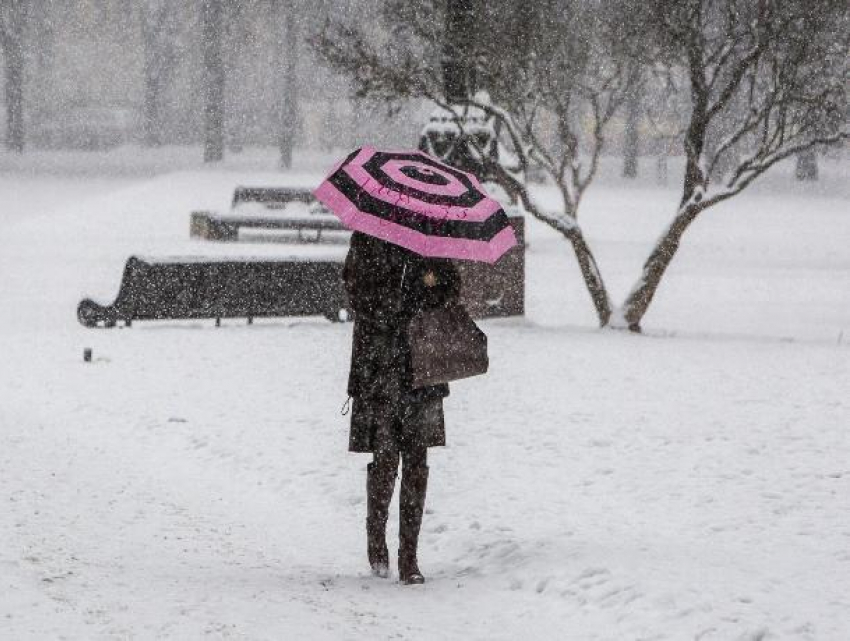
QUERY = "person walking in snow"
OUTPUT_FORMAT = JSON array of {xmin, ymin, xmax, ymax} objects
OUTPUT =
[{"xmin": 343, "ymin": 230, "xmax": 461, "ymax": 585}]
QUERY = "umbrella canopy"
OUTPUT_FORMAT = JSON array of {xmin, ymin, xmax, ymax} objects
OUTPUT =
[{"xmin": 313, "ymin": 147, "xmax": 517, "ymax": 264}]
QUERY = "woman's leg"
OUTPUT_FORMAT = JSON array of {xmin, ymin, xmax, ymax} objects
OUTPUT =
[
  {"xmin": 367, "ymin": 445, "xmax": 399, "ymax": 577},
  {"xmin": 398, "ymin": 444, "xmax": 429, "ymax": 584}
]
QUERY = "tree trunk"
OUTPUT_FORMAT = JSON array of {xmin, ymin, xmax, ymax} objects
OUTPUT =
[
  {"xmin": 141, "ymin": 10, "xmax": 165, "ymax": 148},
  {"xmin": 566, "ymin": 227, "xmax": 612, "ymax": 326},
  {"xmin": 442, "ymin": 0, "xmax": 476, "ymax": 104},
  {"xmin": 321, "ymin": 100, "xmax": 336, "ymax": 152},
  {"xmin": 622, "ymin": 85, "xmax": 640, "ymax": 178},
  {"xmin": 656, "ymin": 154, "xmax": 668, "ymax": 185},
  {"xmin": 29, "ymin": 0, "xmax": 53, "ymax": 134},
  {"xmin": 621, "ymin": 204, "xmax": 702, "ymax": 331},
  {"xmin": 620, "ymin": 45, "xmax": 711, "ymax": 331},
  {"xmin": 278, "ymin": 1, "xmax": 298, "ymax": 169},
  {"xmin": 142, "ymin": 71, "xmax": 163, "ymax": 147},
  {"xmin": 223, "ymin": 3, "xmax": 246, "ymax": 154},
  {"xmin": 202, "ymin": 0, "xmax": 225, "ymax": 163},
  {"xmin": 1, "ymin": 2, "xmax": 26, "ymax": 154},
  {"xmin": 4, "ymin": 44, "xmax": 24, "ymax": 153},
  {"xmin": 795, "ymin": 150, "xmax": 818, "ymax": 181},
  {"xmin": 490, "ymin": 161, "xmax": 613, "ymax": 328}
]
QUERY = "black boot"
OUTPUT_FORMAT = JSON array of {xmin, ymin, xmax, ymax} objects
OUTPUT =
[
  {"xmin": 398, "ymin": 464, "xmax": 429, "ymax": 585},
  {"xmin": 367, "ymin": 461, "xmax": 397, "ymax": 578}
]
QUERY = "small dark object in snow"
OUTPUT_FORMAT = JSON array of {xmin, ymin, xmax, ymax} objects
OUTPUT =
[{"xmin": 83, "ymin": 348, "xmax": 92, "ymax": 362}]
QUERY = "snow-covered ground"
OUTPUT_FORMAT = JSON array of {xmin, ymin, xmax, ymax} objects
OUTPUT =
[{"xmin": 1, "ymin": 149, "xmax": 849, "ymax": 640}]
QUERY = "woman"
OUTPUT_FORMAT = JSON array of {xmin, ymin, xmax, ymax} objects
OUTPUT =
[{"xmin": 343, "ymin": 230, "xmax": 461, "ymax": 585}]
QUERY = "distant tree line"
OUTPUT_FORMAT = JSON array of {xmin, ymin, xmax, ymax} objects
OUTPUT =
[{"xmin": 0, "ymin": 0, "xmax": 422, "ymax": 163}]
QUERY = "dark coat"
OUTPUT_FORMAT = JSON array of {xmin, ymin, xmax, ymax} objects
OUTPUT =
[{"xmin": 343, "ymin": 231, "xmax": 461, "ymax": 452}]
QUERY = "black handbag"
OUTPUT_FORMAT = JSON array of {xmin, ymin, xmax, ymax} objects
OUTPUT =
[{"xmin": 408, "ymin": 303, "xmax": 489, "ymax": 389}]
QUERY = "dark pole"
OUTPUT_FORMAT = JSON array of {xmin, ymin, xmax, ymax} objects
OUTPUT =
[{"xmin": 202, "ymin": 0, "xmax": 225, "ymax": 163}]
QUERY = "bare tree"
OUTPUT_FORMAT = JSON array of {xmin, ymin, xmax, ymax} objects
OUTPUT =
[
  {"xmin": 201, "ymin": 0, "xmax": 225, "ymax": 162},
  {"xmin": 27, "ymin": 0, "xmax": 54, "ymax": 128},
  {"xmin": 620, "ymin": 0, "xmax": 849, "ymax": 331},
  {"xmin": 139, "ymin": 2, "xmax": 182, "ymax": 147},
  {"xmin": 314, "ymin": 0, "xmax": 639, "ymax": 326},
  {"xmin": 222, "ymin": 1, "xmax": 249, "ymax": 153},
  {"xmin": 274, "ymin": 0, "xmax": 299, "ymax": 168},
  {"xmin": 0, "ymin": 0, "xmax": 27, "ymax": 153}
]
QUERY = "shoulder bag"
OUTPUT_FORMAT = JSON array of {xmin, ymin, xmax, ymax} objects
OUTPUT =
[{"xmin": 408, "ymin": 303, "xmax": 489, "ymax": 389}]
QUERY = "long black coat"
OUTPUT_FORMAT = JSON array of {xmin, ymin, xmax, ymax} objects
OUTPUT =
[{"xmin": 343, "ymin": 231, "xmax": 461, "ymax": 452}]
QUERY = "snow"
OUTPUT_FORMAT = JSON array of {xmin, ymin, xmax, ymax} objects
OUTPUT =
[
  {"xmin": 1, "ymin": 151, "xmax": 849, "ymax": 640},
  {"xmin": 230, "ymin": 201, "xmax": 336, "ymax": 220},
  {"xmin": 422, "ymin": 102, "xmax": 494, "ymax": 136},
  {"xmin": 135, "ymin": 251, "xmax": 349, "ymax": 264}
]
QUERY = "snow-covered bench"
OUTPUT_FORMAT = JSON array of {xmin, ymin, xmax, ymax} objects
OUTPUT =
[{"xmin": 190, "ymin": 186, "xmax": 349, "ymax": 243}]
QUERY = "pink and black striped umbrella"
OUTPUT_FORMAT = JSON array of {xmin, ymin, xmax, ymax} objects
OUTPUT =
[{"xmin": 313, "ymin": 147, "xmax": 517, "ymax": 264}]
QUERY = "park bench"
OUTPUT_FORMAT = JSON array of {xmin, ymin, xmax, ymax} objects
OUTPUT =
[
  {"xmin": 190, "ymin": 186, "xmax": 349, "ymax": 243},
  {"xmin": 78, "ymin": 187, "xmax": 525, "ymax": 329},
  {"xmin": 77, "ymin": 255, "xmax": 349, "ymax": 328}
]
